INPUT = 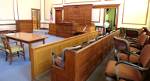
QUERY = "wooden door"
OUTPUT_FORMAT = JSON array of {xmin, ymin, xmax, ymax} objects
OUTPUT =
[
  {"xmin": 32, "ymin": 9, "xmax": 40, "ymax": 29},
  {"xmin": 55, "ymin": 8, "xmax": 62, "ymax": 23}
]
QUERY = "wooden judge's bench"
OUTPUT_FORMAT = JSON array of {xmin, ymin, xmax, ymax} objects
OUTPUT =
[
  {"xmin": 49, "ymin": 4, "xmax": 95, "ymax": 37},
  {"xmin": 49, "ymin": 22, "xmax": 95, "ymax": 37}
]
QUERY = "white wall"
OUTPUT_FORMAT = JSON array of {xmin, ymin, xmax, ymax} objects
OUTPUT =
[
  {"xmin": 17, "ymin": 0, "xmax": 40, "ymax": 20},
  {"xmin": 0, "ymin": 0, "xmax": 149, "ymax": 30},
  {"xmin": 118, "ymin": 0, "xmax": 150, "ymax": 29},
  {"xmin": 0, "ymin": 0, "xmax": 42, "ymax": 30},
  {"xmin": 53, "ymin": 0, "xmax": 150, "ymax": 29},
  {"xmin": 40, "ymin": 0, "xmax": 53, "ymax": 28}
]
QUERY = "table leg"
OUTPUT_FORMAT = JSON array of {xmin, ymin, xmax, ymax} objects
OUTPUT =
[
  {"xmin": 29, "ymin": 43, "xmax": 32, "ymax": 60},
  {"xmin": 43, "ymin": 39, "xmax": 45, "ymax": 44}
]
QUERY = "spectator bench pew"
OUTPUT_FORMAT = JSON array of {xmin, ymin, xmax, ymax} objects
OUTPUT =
[
  {"xmin": 51, "ymin": 30, "xmax": 120, "ymax": 81},
  {"xmin": 31, "ymin": 31, "xmax": 99, "ymax": 80}
]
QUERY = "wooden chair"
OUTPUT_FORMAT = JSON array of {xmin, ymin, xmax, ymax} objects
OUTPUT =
[
  {"xmin": 105, "ymin": 45, "xmax": 150, "ymax": 81},
  {"xmin": 1, "ymin": 36, "xmax": 25, "ymax": 64}
]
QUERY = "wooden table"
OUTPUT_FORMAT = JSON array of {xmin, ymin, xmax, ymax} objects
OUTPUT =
[{"xmin": 5, "ymin": 32, "xmax": 47, "ymax": 60}]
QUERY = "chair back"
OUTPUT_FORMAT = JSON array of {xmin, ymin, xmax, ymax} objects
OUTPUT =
[
  {"xmin": 139, "ymin": 44, "xmax": 150, "ymax": 68},
  {"xmin": 137, "ymin": 32, "xmax": 148, "ymax": 46},
  {"xmin": 1, "ymin": 36, "xmax": 10, "ymax": 51},
  {"xmin": 126, "ymin": 29, "xmax": 139, "ymax": 38},
  {"xmin": 0, "ymin": 35, "xmax": 6, "ymax": 50},
  {"xmin": 113, "ymin": 36, "xmax": 130, "ymax": 52}
]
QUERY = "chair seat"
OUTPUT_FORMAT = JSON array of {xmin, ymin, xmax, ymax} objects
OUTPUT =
[
  {"xmin": 105, "ymin": 60, "xmax": 142, "ymax": 81},
  {"xmin": 6, "ymin": 45, "xmax": 23, "ymax": 54},
  {"xmin": 130, "ymin": 47, "xmax": 140, "ymax": 53},
  {"xmin": 118, "ymin": 52, "xmax": 139, "ymax": 63}
]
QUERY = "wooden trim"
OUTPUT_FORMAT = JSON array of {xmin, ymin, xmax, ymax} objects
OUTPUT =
[
  {"xmin": 94, "ymin": 4, "xmax": 119, "ymax": 30},
  {"xmin": 92, "ymin": 9, "xmax": 101, "ymax": 23},
  {"xmin": 41, "ymin": 22, "xmax": 50, "ymax": 24},
  {"xmin": 64, "ymin": 0, "xmax": 99, "ymax": 4},
  {"xmin": 0, "ymin": 23, "xmax": 16, "ymax": 25},
  {"xmin": 122, "ymin": 0, "xmax": 150, "ymax": 25},
  {"xmin": 93, "ymin": 4, "xmax": 120, "ymax": 8},
  {"xmin": 55, "ymin": 7, "xmax": 63, "ymax": 10}
]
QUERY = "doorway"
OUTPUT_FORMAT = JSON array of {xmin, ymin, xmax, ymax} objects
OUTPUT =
[
  {"xmin": 104, "ymin": 8, "xmax": 117, "ymax": 31},
  {"xmin": 31, "ymin": 9, "xmax": 40, "ymax": 29}
]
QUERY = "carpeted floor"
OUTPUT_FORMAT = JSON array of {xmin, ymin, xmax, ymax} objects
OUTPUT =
[{"xmin": 0, "ymin": 29, "xmax": 64, "ymax": 81}]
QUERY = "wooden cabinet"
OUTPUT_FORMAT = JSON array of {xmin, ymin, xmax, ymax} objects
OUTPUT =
[{"xmin": 16, "ymin": 20, "xmax": 33, "ymax": 33}]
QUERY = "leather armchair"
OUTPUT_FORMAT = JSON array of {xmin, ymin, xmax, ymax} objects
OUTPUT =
[{"xmin": 105, "ymin": 45, "xmax": 150, "ymax": 81}]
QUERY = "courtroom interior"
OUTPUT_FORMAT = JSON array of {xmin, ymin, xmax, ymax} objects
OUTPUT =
[{"xmin": 0, "ymin": 0, "xmax": 150, "ymax": 81}]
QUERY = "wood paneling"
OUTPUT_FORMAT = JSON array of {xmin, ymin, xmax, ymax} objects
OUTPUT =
[
  {"xmin": 31, "ymin": 31, "xmax": 99, "ymax": 80},
  {"xmin": 64, "ymin": 4, "xmax": 92, "ymax": 25},
  {"xmin": 49, "ymin": 23, "xmax": 56, "ymax": 34},
  {"xmin": 16, "ymin": 20, "xmax": 33, "ymax": 33},
  {"xmin": 49, "ymin": 22, "xmax": 96, "ymax": 37}
]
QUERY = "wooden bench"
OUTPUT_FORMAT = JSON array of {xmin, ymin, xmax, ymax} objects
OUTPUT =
[
  {"xmin": 31, "ymin": 31, "xmax": 99, "ymax": 80},
  {"xmin": 51, "ymin": 30, "xmax": 120, "ymax": 81}
]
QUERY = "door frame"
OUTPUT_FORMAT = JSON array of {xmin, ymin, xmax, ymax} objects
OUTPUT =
[{"xmin": 93, "ymin": 4, "xmax": 120, "ymax": 30}]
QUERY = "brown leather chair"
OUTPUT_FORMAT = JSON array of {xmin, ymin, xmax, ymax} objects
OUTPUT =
[
  {"xmin": 113, "ymin": 34, "xmax": 149, "ymax": 62},
  {"xmin": 113, "ymin": 36, "xmax": 140, "ymax": 54},
  {"xmin": 1, "ymin": 36, "xmax": 25, "ymax": 64},
  {"xmin": 105, "ymin": 45, "xmax": 150, "ymax": 81},
  {"xmin": 129, "ymin": 32, "xmax": 149, "ymax": 49}
]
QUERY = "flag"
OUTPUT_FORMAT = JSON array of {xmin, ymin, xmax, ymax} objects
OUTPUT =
[{"xmin": 50, "ymin": 8, "xmax": 53, "ymax": 22}]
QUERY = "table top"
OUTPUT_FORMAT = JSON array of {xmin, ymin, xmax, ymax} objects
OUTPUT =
[{"xmin": 5, "ymin": 32, "xmax": 47, "ymax": 43}]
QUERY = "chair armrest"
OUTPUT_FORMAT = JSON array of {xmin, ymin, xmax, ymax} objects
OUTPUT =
[
  {"xmin": 116, "ymin": 61, "xmax": 149, "ymax": 71},
  {"xmin": 131, "ymin": 53, "xmax": 140, "ymax": 56}
]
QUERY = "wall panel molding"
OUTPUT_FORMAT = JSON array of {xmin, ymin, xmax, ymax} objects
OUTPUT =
[
  {"xmin": 64, "ymin": 0, "xmax": 99, "ymax": 4},
  {"xmin": 0, "ymin": 0, "xmax": 15, "ymax": 21},
  {"xmin": 53, "ymin": 0, "xmax": 63, "ymax": 5},
  {"xmin": 122, "ymin": 0, "xmax": 150, "ymax": 25},
  {"xmin": 92, "ymin": 9, "xmax": 101, "ymax": 23}
]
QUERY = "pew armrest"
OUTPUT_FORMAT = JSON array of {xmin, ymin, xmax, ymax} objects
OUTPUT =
[{"xmin": 52, "ymin": 65, "xmax": 64, "ymax": 71}]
